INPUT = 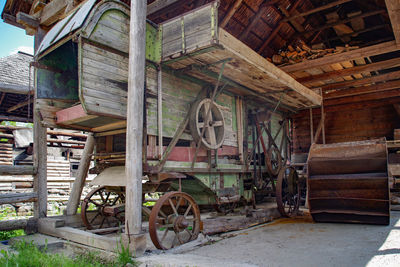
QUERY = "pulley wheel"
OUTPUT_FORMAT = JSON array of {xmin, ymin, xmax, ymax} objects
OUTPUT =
[
  {"xmin": 189, "ymin": 98, "xmax": 225, "ymax": 150},
  {"xmin": 266, "ymin": 146, "xmax": 283, "ymax": 176},
  {"xmin": 149, "ymin": 192, "xmax": 201, "ymax": 250}
]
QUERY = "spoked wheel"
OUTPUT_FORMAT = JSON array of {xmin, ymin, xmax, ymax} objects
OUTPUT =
[
  {"xmin": 81, "ymin": 186, "xmax": 125, "ymax": 231},
  {"xmin": 189, "ymin": 98, "xmax": 225, "ymax": 150},
  {"xmin": 149, "ymin": 192, "xmax": 201, "ymax": 250},
  {"xmin": 276, "ymin": 166, "xmax": 300, "ymax": 217},
  {"xmin": 266, "ymin": 146, "xmax": 283, "ymax": 176}
]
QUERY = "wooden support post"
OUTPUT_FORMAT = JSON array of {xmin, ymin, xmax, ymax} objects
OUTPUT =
[
  {"xmin": 33, "ymin": 27, "xmax": 47, "ymax": 219},
  {"xmin": 320, "ymin": 90, "xmax": 326, "ymax": 144},
  {"xmin": 309, "ymin": 108, "xmax": 314, "ymax": 144},
  {"xmin": 124, "ymin": 0, "xmax": 147, "ymax": 256},
  {"xmin": 236, "ymin": 96, "xmax": 244, "ymax": 163},
  {"xmin": 66, "ymin": 133, "xmax": 95, "ymax": 215},
  {"xmin": 157, "ymin": 66, "xmax": 163, "ymax": 158}
]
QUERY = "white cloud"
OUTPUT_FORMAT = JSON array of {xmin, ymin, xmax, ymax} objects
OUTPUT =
[{"xmin": 9, "ymin": 46, "xmax": 34, "ymax": 55}]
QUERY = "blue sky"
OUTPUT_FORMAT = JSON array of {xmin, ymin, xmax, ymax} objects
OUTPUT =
[{"xmin": 0, "ymin": 0, "xmax": 34, "ymax": 58}]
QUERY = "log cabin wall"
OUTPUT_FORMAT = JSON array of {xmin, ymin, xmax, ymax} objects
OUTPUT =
[{"xmin": 292, "ymin": 98, "xmax": 400, "ymax": 155}]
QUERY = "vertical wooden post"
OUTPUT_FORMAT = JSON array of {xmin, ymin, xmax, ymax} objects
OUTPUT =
[
  {"xmin": 309, "ymin": 107, "xmax": 314, "ymax": 144},
  {"xmin": 124, "ymin": 0, "xmax": 147, "ymax": 255},
  {"xmin": 236, "ymin": 96, "xmax": 243, "ymax": 163},
  {"xmin": 66, "ymin": 133, "xmax": 94, "ymax": 215},
  {"xmin": 320, "ymin": 89, "xmax": 326, "ymax": 144},
  {"xmin": 157, "ymin": 65, "xmax": 163, "ymax": 158},
  {"xmin": 33, "ymin": 28, "xmax": 47, "ymax": 219}
]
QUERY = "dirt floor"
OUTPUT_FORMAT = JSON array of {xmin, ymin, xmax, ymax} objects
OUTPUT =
[{"xmin": 138, "ymin": 211, "xmax": 400, "ymax": 267}]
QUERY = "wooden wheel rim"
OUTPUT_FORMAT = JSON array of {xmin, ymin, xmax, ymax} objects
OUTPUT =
[
  {"xmin": 149, "ymin": 192, "xmax": 201, "ymax": 250},
  {"xmin": 189, "ymin": 98, "xmax": 225, "ymax": 150},
  {"xmin": 81, "ymin": 186, "xmax": 125, "ymax": 230},
  {"xmin": 276, "ymin": 167, "xmax": 300, "ymax": 217}
]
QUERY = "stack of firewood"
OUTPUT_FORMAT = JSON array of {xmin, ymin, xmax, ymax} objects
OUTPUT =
[{"xmin": 271, "ymin": 44, "xmax": 359, "ymax": 65}]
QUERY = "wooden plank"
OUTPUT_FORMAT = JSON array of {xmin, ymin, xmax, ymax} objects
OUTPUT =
[
  {"xmin": 298, "ymin": 57, "xmax": 400, "ymax": 84},
  {"xmin": 385, "ymin": 0, "xmax": 400, "ymax": 44},
  {"xmin": 0, "ymin": 192, "xmax": 38, "ymax": 205},
  {"xmin": 38, "ymin": 222, "xmax": 120, "ymax": 252},
  {"xmin": 281, "ymin": 0, "xmax": 353, "ymax": 22},
  {"xmin": 37, "ymin": 0, "xmax": 71, "ymax": 26},
  {"xmin": 282, "ymin": 41, "xmax": 400, "ymax": 73},
  {"xmin": 219, "ymin": 29, "xmax": 322, "ymax": 106},
  {"xmin": 66, "ymin": 133, "xmax": 94, "ymax": 215},
  {"xmin": 0, "ymin": 165, "xmax": 35, "ymax": 175},
  {"xmin": 324, "ymin": 79, "xmax": 400, "ymax": 99},
  {"xmin": 316, "ymin": 70, "xmax": 400, "ymax": 92},
  {"xmin": 220, "ymin": 0, "xmax": 243, "ymax": 28},
  {"xmin": 147, "ymin": 0, "xmax": 180, "ymax": 15}
]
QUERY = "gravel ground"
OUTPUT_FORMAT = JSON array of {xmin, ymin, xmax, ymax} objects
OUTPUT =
[{"xmin": 139, "ymin": 211, "xmax": 400, "ymax": 267}]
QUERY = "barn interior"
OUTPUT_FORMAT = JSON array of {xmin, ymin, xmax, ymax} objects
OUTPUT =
[{"xmin": 1, "ymin": 0, "xmax": 400, "ymax": 258}]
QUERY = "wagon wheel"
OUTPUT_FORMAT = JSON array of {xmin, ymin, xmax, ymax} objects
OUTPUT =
[
  {"xmin": 149, "ymin": 192, "xmax": 201, "ymax": 250},
  {"xmin": 189, "ymin": 98, "xmax": 225, "ymax": 150},
  {"xmin": 81, "ymin": 186, "xmax": 125, "ymax": 230},
  {"xmin": 276, "ymin": 166, "xmax": 300, "ymax": 217},
  {"xmin": 266, "ymin": 146, "xmax": 283, "ymax": 176}
]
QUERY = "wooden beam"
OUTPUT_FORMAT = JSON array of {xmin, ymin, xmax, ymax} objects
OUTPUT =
[
  {"xmin": 7, "ymin": 98, "xmax": 32, "ymax": 113},
  {"xmin": 257, "ymin": 0, "xmax": 303, "ymax": 53},
  {"xmin": 282, "ymin": 40, "xmax": 400, "ymax": 73},
  {"xmin": 16, "ymin": 12, "xmax": 39, "ymax": 35},
  {"xmin": 147, "ymin": 0, "xmax": 180, "ymax": 15},
  {"xmin": 325, "ymin": 88, "xmax": 400, "ymax": 106},
  {"xmin": 125, "ymin": 0, "xmax": 146, "ymax": 252},
  {"xmin": 385, "ymin": 0, "xmax": 400, "ymax": 44},
  {"xmin": 33, "ymin": 27, "xmax": 47, "ymax": 220},
  {"xmin": 0, "ymin": 93, "xmax": 5, "ymax": 106},
  {"xmin": 281, "ymin": 0, "xmax": 353, "ymax": 22},
  {"xmin": 220, "ymin": 0, "xmax": 243, "ymax": 28},
  {"xmin": 316, "ymin": 70, "xmax": 400, "ymax": 92},
  {"xmin": 292, "ymin": 9, "xmax": 386, "ymax": 39},
  {"xmin": 0, "ymin": 165, "xmax": 35, "ymax": 175},
  {"xmin": 66, "ymin": 133, "xmax": 94, "ymax": 215},
  {"xmin": 312, "ymin": 24, "xmax": 389, "ymax": 46},
  {"xmin": 0, "ymin": 192, "xmax": 38, "ymax": 205},
  {"xmin": 46, "ymin": 138, "xmax": 85, "ymax": 145},
  {"xmin": 0, "ymin": 83, "xmax": 32, "ymax": 95},
  {"xmin": 313, "ymin": 112, "xmax": 325, "ymax": 144},
  {"xmin": 324, "ymin": 79, "xmax": 400, "ymax": 99},
  {"xmin": 37, "ymin": 0, "xmax": 71, "ymax": 26},
  {"xmin": 297, "ymin": 57, "xmax": 400, "ymax": 84},
  {"xmin": 219, "ymin": 29, "xmax": 322, "ymax": 106},
  {"xmin": 47, "ymin": 130, "xmax": 87, "ymax": 139},
  {"xmin": 0, "ymin": 115, "xmax": 33, "ymax": 123}
]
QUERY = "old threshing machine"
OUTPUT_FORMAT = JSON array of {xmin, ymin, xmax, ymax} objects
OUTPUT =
[{"xmin": 33, "ymin": 0, "xmax": 334, "ymax": 249}]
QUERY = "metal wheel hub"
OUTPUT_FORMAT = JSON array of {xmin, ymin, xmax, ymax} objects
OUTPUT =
[{"xmin": 173, "ymin": 215, "xmax": 189, "ymax": 232}]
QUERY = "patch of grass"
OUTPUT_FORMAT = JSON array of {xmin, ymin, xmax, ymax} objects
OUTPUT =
[
  {"xmin": 0, "ymin": 240, "xmax": 138, "ymax": 267},
  {"xmin": 0, "ymin": 229, "xmax": 25, "ymax": 241}
]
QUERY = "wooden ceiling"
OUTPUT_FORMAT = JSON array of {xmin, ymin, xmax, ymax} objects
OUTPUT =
[{"xmin": 2, "ymin": 0, "xmax": 400, "ymax": 109}]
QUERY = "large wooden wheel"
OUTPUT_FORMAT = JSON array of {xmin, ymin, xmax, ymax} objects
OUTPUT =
[
  {"xmin": 276, "ymin": 166, "xmax": 300, "ymax": 217},
  {"xmin": 149, "ymin": 192, "xmax": 201, "ymax": 250},
  {"xmin": 189, "ymin": 98, "xmax": 225, "ymax": 150},
  {"xmin": 81, "ymin": 186, "xmax": 125, "ymax": 230}
]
